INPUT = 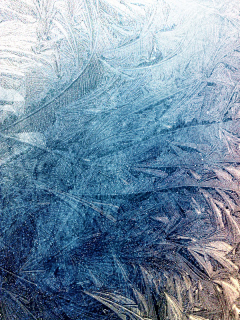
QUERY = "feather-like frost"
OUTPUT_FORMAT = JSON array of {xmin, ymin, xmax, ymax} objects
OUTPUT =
[{"xmin": 1, "ymin": 0, "xmax": 240, "ymax": 319}]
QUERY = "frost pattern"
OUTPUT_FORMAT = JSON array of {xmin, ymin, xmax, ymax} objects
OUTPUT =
[{"xmin": 1, "ymin": 0, "xmax": 240, "ymax": 319}]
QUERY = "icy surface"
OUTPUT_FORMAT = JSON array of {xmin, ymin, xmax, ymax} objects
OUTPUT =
[{"xmin": 1, "ymin": 0, "xmax": 240, "ymax": 319}]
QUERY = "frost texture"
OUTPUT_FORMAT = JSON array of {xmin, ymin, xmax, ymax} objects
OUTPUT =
[{"xmin": 1, "ymin": 0, "xmax": 240, "ymax": 319}]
